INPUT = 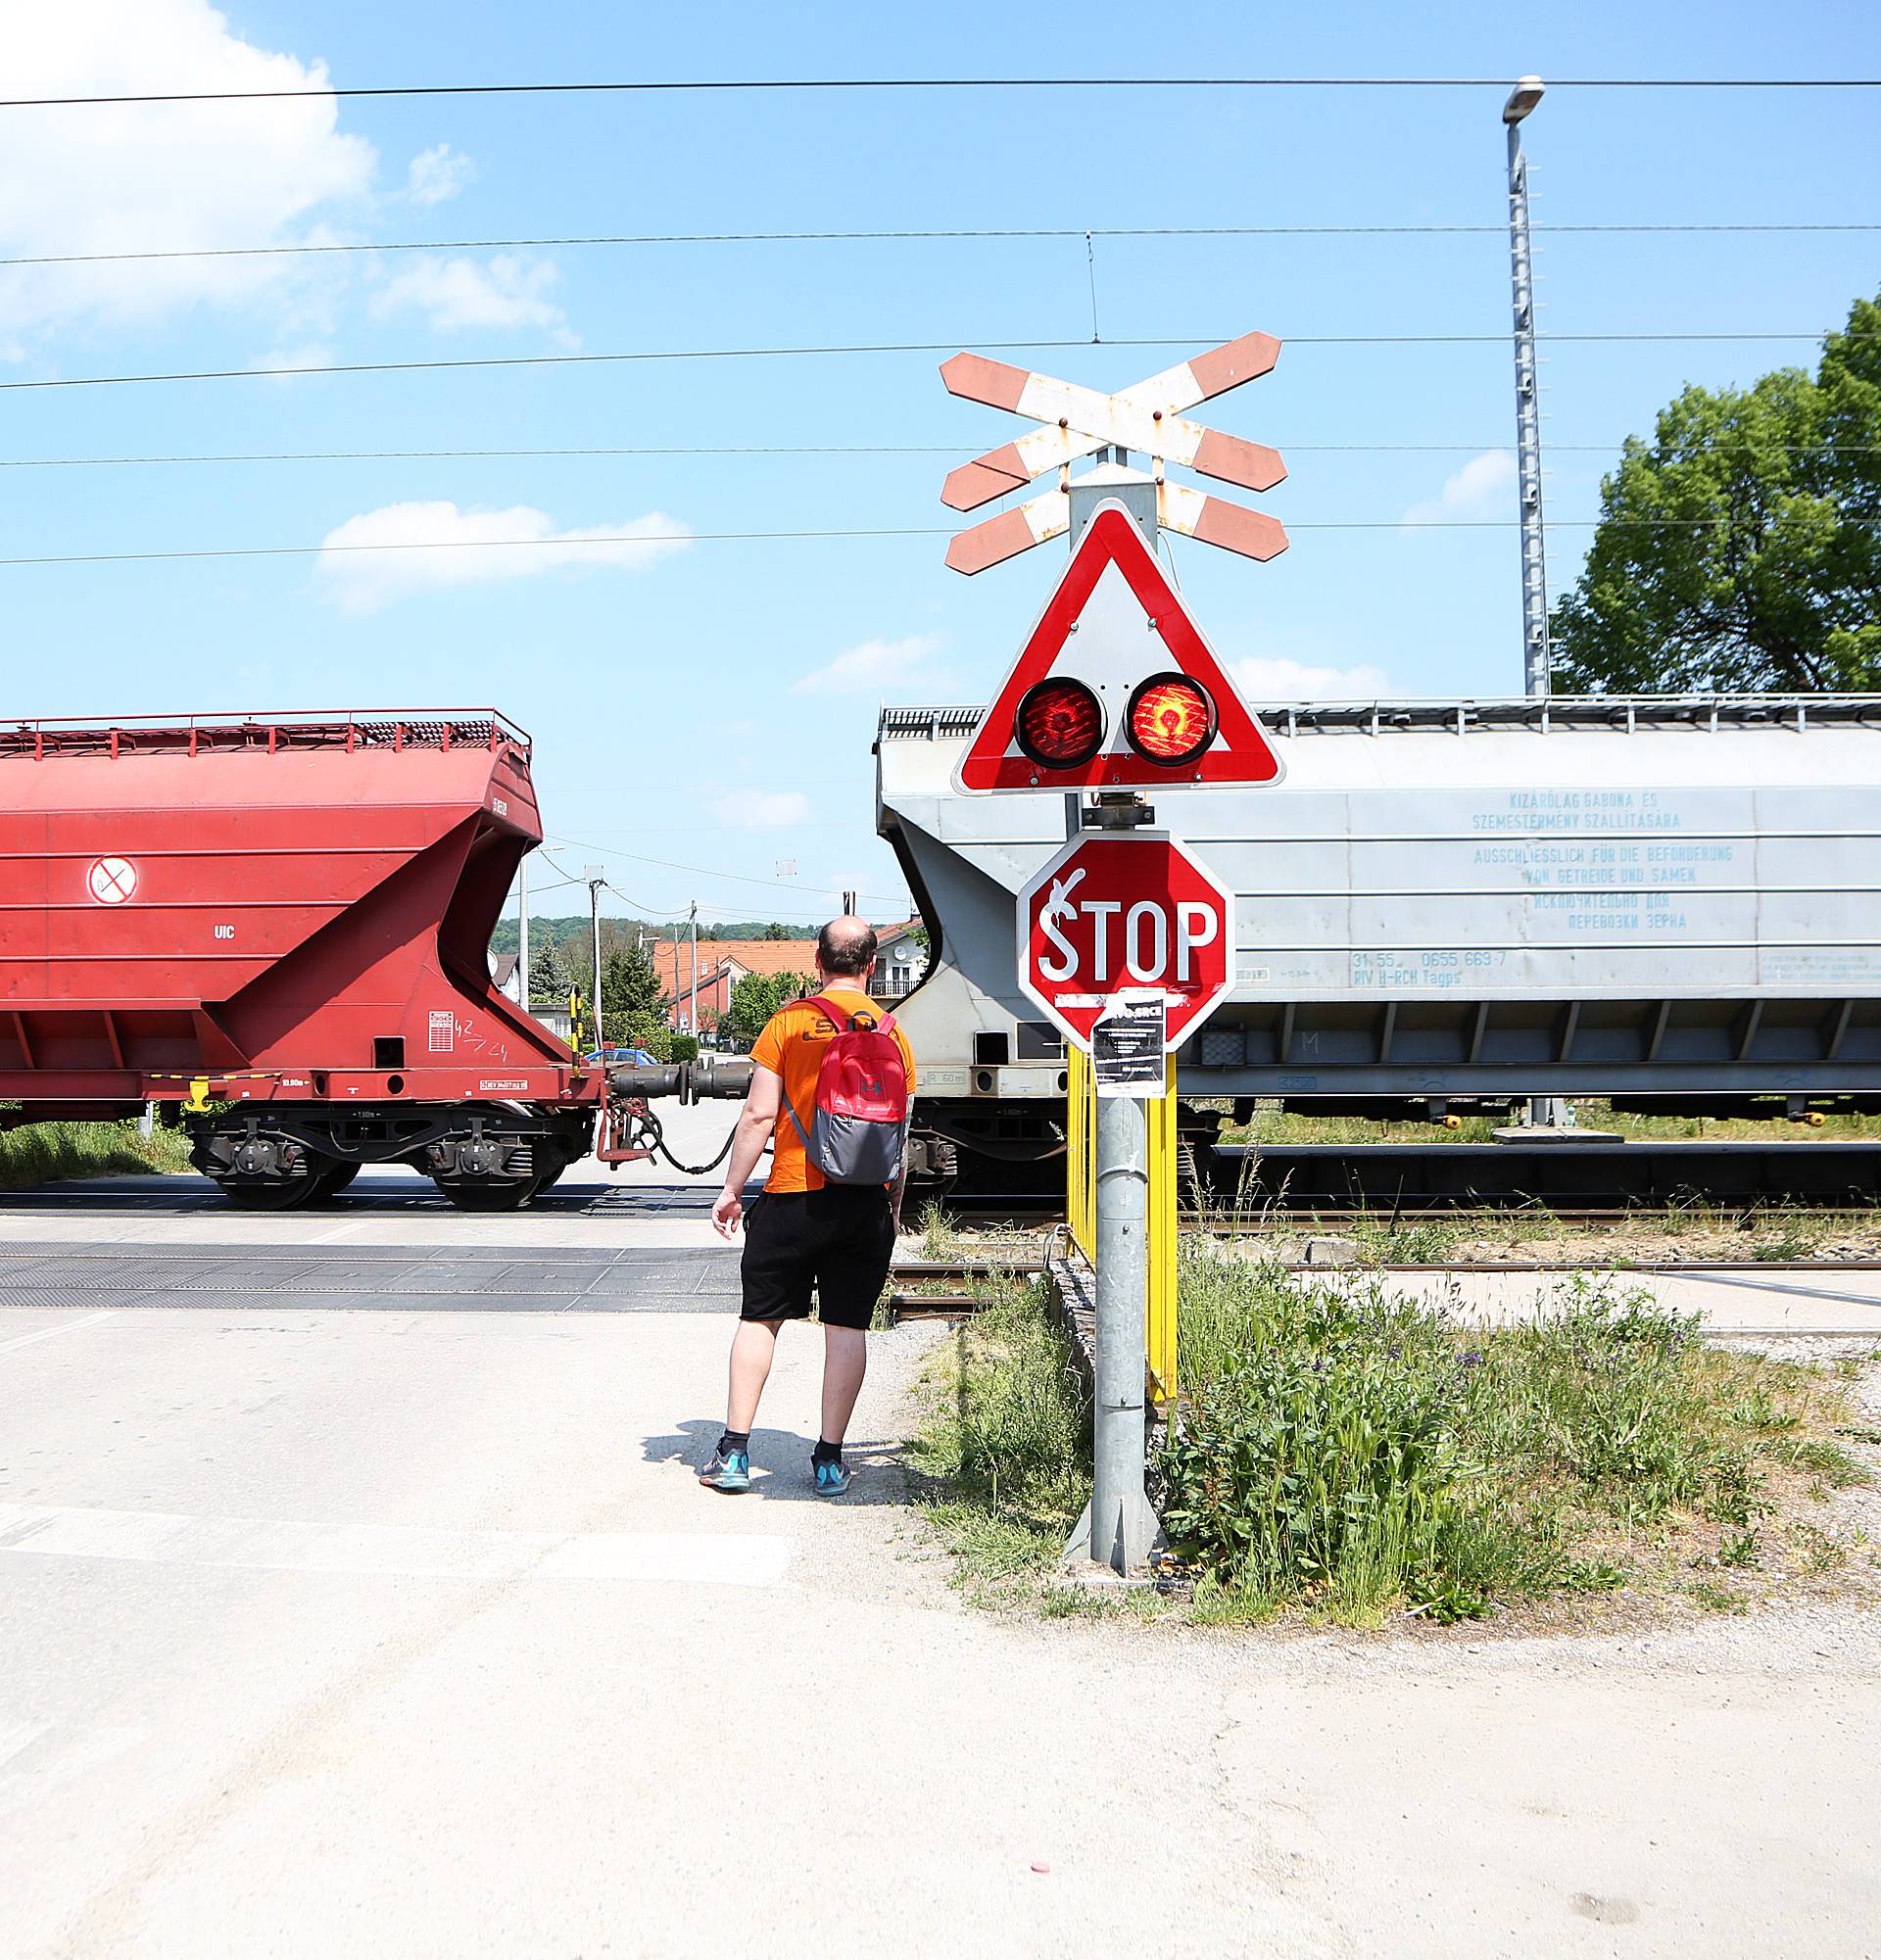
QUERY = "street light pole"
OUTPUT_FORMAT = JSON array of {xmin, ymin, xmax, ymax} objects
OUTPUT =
[{"xmin": 1504, "ymin": 74, "xmax": 1549, "ymax": 698}]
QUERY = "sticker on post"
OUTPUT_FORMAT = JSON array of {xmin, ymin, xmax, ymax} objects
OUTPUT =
[{"xmin": 1091, "ymin": 987, "xmax": 1168, "ymax": 1100}]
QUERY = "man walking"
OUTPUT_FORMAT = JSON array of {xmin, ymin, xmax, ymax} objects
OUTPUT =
[{"xmin": 703, "ymin": 917, "xmax": 915, "ymax": 1496}]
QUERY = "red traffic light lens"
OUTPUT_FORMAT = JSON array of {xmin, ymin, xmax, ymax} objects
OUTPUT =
[
  {"xmin": 1015, "ymin": 679, "xmax": 1105, "ymax": 769},
  {"xmin": 1127, "ymin": 674, "xmax": 1217, "ymax": 767}
]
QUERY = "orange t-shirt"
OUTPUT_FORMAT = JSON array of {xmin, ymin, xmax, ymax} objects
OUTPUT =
[{"xmin": 750, "ymin": 985, "xmax": 917, "ymax": 1193}]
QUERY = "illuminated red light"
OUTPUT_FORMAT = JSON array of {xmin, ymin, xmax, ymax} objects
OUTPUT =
[
  {"xmin": 1015, "ymin": 679, "xmax": 1105, "ymax": 768},
  {"xmin": 1127, "ymin": 675, "xmax": 1216, "ymax": 766}
]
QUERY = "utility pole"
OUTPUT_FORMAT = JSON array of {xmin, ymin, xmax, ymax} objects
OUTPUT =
[
  {"xmin": 584, "ymin": 865, "xmax": 604, "ymax": 1053},
  {"xmin": 1504, "ymin": 74, "xmax": 1549, "ymax": 699},
  {"xmin": 688, "ymin": 900, "xmax": 699, "ymax": 1038},
  {"xmin": 517, "ymin": 853, "xmax": 530, "ymax": 1009}
]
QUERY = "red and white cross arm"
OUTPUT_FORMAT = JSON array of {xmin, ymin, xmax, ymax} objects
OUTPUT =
[
  {"xmin": 940, "ymin": 332, "xmax": 1283, "ymax": 510},
  {"xmin": 943, "ymin": 487, "xmax": 1070, "ymax": 576},
  {"xmin": 1156, "ymin": 482, "xmax": 1289, "ymax": 563}
]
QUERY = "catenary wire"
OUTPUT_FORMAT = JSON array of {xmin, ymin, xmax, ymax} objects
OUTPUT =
[
  {"xmin": 5, "ymin": 76, "xmax": 1879, "ymax": 109},
  {"xmin": 6, "ymin": 218, "xmax": 1872, "ymax": 270},
  {"xmin": 0, "ymin": 330, "xmax": 1865, "ymax": 395},
  {"xmin": 0, "ymin": 516, "xmax": 1856, "ymax": 572}
]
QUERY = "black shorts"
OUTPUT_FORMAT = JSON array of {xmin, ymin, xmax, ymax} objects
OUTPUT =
[{"xmin": 740, "ymin": 1185, "xmax": 894, "ymax": 1331}]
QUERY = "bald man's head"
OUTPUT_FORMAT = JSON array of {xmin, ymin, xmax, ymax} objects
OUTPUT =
[{"xmin": 816, "ymin": 916, "xmax": 877, "ymax": 980}]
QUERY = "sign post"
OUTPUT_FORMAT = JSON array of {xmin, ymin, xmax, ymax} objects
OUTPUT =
[
  {"xmin": 941, "ymin": 335, "xmax": 1288, "ymax": 1576},
  {"xmin": 1018, "ymin": 830, "xmax": 1235, "ymax": 1572}
]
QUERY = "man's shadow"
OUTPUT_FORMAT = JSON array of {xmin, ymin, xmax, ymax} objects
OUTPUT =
[{"xmin": 644, "ymin": 1418, "xmax": 912, "ymax": 1506}]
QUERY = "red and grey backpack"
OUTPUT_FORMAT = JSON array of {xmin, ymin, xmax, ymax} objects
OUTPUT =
[{"xmin": 786, "ymin": 993, "xmax": 910, "ymax": 1185}]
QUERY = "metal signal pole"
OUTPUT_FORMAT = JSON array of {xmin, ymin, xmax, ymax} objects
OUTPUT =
[
  {"xmin": 1505, "ymin": 74, "xmax": 1549, "ymax": 698},
  {"xmin": 1062, "ymin": 468, "xmax": 1161, "ymax": 1578}
]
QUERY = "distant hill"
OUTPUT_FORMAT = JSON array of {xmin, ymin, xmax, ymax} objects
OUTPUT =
[{"xmin": 488, "ymin": 916, "xmax": 815, "ymax": 959}]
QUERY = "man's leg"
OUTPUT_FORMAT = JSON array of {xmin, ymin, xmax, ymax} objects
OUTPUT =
[
  {"xmin": 727, "ymin": 1317, "xmax": 783, "ymax": 1433},
  {"xmin": 819, "ymin": 1324, "xmax": 868, "ymax": 1447}
]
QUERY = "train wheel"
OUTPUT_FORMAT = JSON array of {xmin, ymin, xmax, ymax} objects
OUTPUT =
[
  {"xmin": 438, "ymin": 1175, "xmax": 544, "ymax": 1212},
  {"xmin": 306, "ymin": 1159, "xmax": 362, "ymax": 1203}
]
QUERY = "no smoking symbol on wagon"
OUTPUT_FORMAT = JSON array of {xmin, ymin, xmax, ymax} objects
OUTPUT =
[{"xmin": 87, "ymin": 856, "xmax": 138, "ymax": 904}]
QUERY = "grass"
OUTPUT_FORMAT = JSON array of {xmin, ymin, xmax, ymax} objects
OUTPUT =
[
  {"xmin": 0, "ymin": 1117, "xmax": 193, "ymax": 1189},
  {"xmin": 1159, "ymin": 1248, "xmax": 1870, "ymax": 1626},
  {"xmin": 908, "ymin": 1240, "xmax": 1876, "ymax": 1631},
  {"xmin": 906, "ymin": 1278, "xmax": 1090, "ymax": 1593}
]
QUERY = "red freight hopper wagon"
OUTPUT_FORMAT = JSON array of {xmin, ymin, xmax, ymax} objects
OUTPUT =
[{"xmin": 0, "ymin": 710, "xmax": 618, "ymax": 1210}]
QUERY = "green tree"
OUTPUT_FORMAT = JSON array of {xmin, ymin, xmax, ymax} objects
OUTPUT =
[
  {"xmin": 600, "ymin": 938, "xmax": 668, "ymax": 1050},
  {"xmin": 1551, "ymin": 292, "xmax": 1881, "ymax": 693},
  {"xmin": 727, "ymin": 971, "xmax": 812, "ymax": 1041},
  {"xmin": 763, "ymin": 922, "xmax": 792, "ymax": 940},
  {"xmin": 527, "ymin": 937, "xmax": 571, "ymax": 1008}
]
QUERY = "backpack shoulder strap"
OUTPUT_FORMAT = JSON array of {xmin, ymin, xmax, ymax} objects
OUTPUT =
[{"xmin": 799, "ymin": 991, "xmax": 852, "ymax": 1030}]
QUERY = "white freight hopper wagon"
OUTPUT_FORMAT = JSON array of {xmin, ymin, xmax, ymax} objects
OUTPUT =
[{"xmin": 875, "ymin": 695, "xmax": 1881, "ymax": 1181}]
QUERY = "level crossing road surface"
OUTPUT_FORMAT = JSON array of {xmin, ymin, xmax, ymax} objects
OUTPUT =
[{"xmin": 3, "ymin": 1106, "xmax": 1879, "ymax": 1956}]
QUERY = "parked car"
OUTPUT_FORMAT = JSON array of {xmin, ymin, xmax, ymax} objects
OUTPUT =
[{"xmin": 583, "ymin": 1045, "xmax": 659, "ymax": 1068}]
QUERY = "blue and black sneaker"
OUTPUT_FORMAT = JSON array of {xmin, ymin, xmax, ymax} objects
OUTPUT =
[
  {"xmin": 699, "ymin": 1447, "xmax": 750, "ymax": 1494},
  {"xmin": 813, "ymin": 1458, "xmax": 853, "ymax": 1499}
]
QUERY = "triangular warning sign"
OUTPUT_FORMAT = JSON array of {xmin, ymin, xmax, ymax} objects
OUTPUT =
[{"xmin": 953, "ymin": 501, "xmax": 1285, "ymax": 794}]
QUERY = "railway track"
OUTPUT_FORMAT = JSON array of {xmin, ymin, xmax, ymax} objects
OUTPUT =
[{"xmin": 941, "ymin": 1137, "xmax": 1881, "ymax": 1227}]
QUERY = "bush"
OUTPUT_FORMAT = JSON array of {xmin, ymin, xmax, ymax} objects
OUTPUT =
[{"xmin": 667, "ymin": 1033, "xmax": 699, "ymax": 1064}]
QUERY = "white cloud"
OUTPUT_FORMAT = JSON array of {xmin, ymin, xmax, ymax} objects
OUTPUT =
[
  {"xmin": 715, "ymin": 791, "xmax": 813, "ymax": 830},
  {"xmin": 370, "ymin": 253, "xmax": 564, "ymax": 333},
  {"xmin": 404, "ymin": 144, "xmax": 476, "ymax": 207},
  {"xmin": 792, "ymin": 634, "xmax": 945, "ymax": 696},
  {"xmin": 1402, "ymin": 450, "xmax": 1518, "ymax": 528},
  {"xmin": 1232, "ymin": 656, "xmax": 1392, "ymax": 700},
  {"xmin": 0, "ymin": 1, "xmax": 376, "ymax": 339},
  {"xmin": 314, "ymin": 501, "xmax": 691, "ymax": 612}
]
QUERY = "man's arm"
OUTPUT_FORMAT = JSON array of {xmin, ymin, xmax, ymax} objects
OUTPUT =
[{"xmin": 711, "ymin": 1063, "xmax": 783, "ymax": 1239}]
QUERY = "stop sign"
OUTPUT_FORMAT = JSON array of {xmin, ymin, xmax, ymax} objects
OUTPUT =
[{"xmin": 1017, "ymin": 832, "xmax": 1236, "ymax": 1052}]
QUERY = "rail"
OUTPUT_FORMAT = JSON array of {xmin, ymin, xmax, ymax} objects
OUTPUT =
[{"xmin": 0, "ymin": 707, "xmax": 532, "ymax": 761}]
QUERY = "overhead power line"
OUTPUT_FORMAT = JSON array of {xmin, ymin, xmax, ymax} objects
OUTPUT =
[
  {"xmin": 5, "ymin": 440, "xmax": 1879, "ymax": 470},
  {"xmin": 7, "ymin": 218, "xmax": 1876, "ymax": 269},
  {"xmin": 543, "ymin": 833, "xmax": 903, "ymax": 909},
  {"xmin": 0, "ymin": 516, "xmax": 1857, "ymax": 572},
  {"xmin": 0, "ymin": 330, "xmax": 1860, "ymax": 396},
  {"xmin": 5, "ymin": 75, "xmax": 1878, "ymax": 109}
]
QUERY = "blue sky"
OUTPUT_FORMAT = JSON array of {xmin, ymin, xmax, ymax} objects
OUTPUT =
[{"xmin": 3, "ymin": 1, "xmax": 1877, "ymax": 930}]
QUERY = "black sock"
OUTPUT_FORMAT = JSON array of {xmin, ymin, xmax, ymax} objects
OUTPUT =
[
  {"xmin": 812, "ymin": 1438, "xmax": 844, "ymax": 1467},
  {"xmin": 718, "ymin": 1429, "xmax": 750, "ymax": 1458}
]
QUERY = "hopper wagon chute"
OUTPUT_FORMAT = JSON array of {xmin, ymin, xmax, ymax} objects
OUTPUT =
[{"xmin": 0, "ymin": 710, "xmax": 625, "ymax": 1209}]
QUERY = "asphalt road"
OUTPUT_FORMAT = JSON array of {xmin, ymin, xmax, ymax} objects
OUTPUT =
[{"xmin": 3, "ymin": 1122, "xmax": 1879, "ymax": 1956}]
